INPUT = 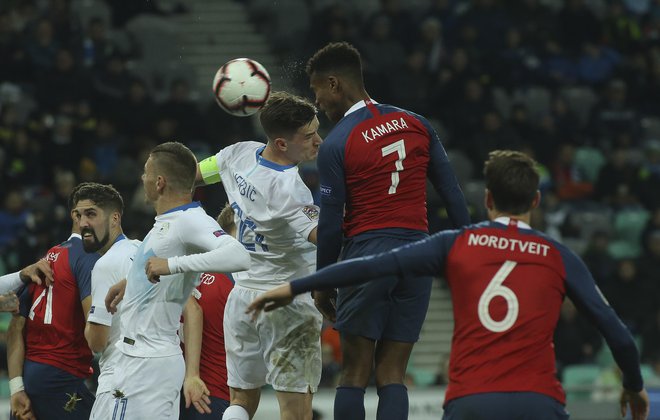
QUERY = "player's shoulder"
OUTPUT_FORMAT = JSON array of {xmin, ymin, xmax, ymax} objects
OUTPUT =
[{"xmin": 221, "ymin": 140, "xmax": 265, "ymax": 158}]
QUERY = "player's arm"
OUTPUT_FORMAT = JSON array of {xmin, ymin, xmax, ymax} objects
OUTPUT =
[
  {"xmin": 196, "ymin": 155, "xmax": 222, "ymax": 188},
  {"xmin": 182, "ymin": 296, "xmax": 211, "ymax": 414},
  {"xmin": 316, "ymin": 140, "xmax": 346, "ymax": 269},
  {"xmin": 562, "ymin": 249, "xmax": 649, "ymax": 419},
  {"xmin": 8, "ymin": 289, "xmax": 36, "ymax": 420},
  {"xmin": 422, "ymin": 118, "xmax": 470, "ymax": 227},
  {"xmin": 248, "ymin": 230, "xmax": 457, "ymax": 316},
  {"xmin": 145, "ymin": 218, "xmax": 250, "ymax": 282},
  {"xmin": 85, "ymin": 263, "xmax": 117, "ymax": 353},
  {"xmin": 308, "ymin": 227, "xmax": 317, "ymax": 245}
]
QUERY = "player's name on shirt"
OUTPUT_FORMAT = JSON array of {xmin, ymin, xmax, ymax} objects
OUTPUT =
[
  {"xmin": 234, "ymin": 173, "xmax": 257, "ymax": 201},
  {"xmin": 467, "ymin": 232, "xmax": 550, "ymax": 257},
  {"xmin": 361, "ymin": 116, "xmax": 409, "ymax": 143}
]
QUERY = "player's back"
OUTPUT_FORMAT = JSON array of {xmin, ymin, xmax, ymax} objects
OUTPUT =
[
  {"xmin": 444, "ymin": 219, "xmax": 566, "ymax": 404},
  {"xmin": 330, "ymin": 102, "xmax": 432, "ymax": 236},
  {"xmin": 217, "ymin": 141, "xmax": 317, "ymax": 289},
  {"xmin": 23, "ymin": 235, "xmax": 99, "ymax": 378}
]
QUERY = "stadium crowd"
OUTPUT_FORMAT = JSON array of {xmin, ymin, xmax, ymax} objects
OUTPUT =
[{"xmin": 0, "ymin": 0, "xmax": 659, "ymax": 396}]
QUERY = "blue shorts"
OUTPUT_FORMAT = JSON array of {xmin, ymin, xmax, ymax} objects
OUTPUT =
[
  {"xmin": 443, "ymin": 392, "xmax": 570, "ymax": 420},
  {"xmin": 14, "ymin": 359, "xmax": 94, "ymax": 420},
  {"xmin": 179, "ymin": 395, "xmax": 229, "ymax": 419},
  {"xmin": 335, "ymin": 228, "xmax": 432, "ymax": 342}
]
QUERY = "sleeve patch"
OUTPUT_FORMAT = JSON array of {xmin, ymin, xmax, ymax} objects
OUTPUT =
[
  {"xmin": 213, "ymin": 230, "xmax": 225, "ymax": 237},
  {"xmin": 320, "ymin": 185, "xmax": 332, "ymax": 196},
  {"xmin": 302, "ymin": 206, "xmax": 319, "ymax": 221}
]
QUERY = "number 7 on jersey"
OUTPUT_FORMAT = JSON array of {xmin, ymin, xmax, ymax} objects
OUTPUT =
[{"xmin": 381, "ymin": 139, "xmax": 406, "ymax": 194}]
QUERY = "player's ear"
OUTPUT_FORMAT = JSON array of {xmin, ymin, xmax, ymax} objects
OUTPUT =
[
  {"xmin": 328, "ymin": 76, "xmax": 339, "ymax": 92},
  {"xmin": 273, "ymin": 137, "xmax": 287, "ymax": 151},
  {"xmin": 531, "ymin": 190, "xmax": 541, "ymax": 210},
  {"xmin": 156, "ymin": 175, "xmax": 166, "ymax": 193},
  {"xmin": 484, "ymin": 189, "xmax": 494, "ymax": 211}
]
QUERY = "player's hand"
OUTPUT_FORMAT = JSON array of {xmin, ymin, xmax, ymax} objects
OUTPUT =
[
  {"xmin": 312, "ymin": 289, "xmax": 337, "ymax": 323},
  {"xmin": 183, "ymin": 375, "xmax": 211, "ymax": 414},
  {"xmin": 245, "ymin": 284, "xmax": 294, "ymax": 321},
  {"xmin": 11, "ymin": 390, "xmax": 36, "ymax": 420},
  {"xmin": 105, "ymin": 279, "xmax": 127, "ymax": 314},
  {"xmin": 19, "ymin": 259, "xmax": 54, "ymax": 286},
  {"xmin": 0, "ymin": 293, "xmax": 19, "ymax": 313},
  {"xmin": 145, "ymin": 257, "xmax": 170, "ymax": 283},
  {"xmin": 620, "ymin": 388, "xmax": 649, "ymax": 420}
]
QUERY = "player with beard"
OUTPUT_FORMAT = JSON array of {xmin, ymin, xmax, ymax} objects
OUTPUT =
[{"xmin": 8, "ymin": 182, "xmax": 100, "ymax": 420}]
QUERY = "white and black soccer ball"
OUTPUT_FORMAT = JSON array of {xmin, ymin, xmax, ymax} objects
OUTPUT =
[{"xmin": 212, "ymin": 58, "xmax": 271, "ymax": 117}]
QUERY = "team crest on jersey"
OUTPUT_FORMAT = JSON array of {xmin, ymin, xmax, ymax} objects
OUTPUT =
[
  {"xmin": 302, "ymin": 206, "xmax": 319, "ymax": 221},
  {"xmin": 158, "ymin": 222, "xmax": 170, "ymax": 235},
  {"xmin": 200, "ymin": 273, "xmax": 215, "ymax": 285}
]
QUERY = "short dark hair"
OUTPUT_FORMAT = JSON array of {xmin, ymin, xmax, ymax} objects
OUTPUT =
[
  {"xmin": 259, "ymin": 91, "xmax": 317, "ymax": 140},
  {"xmin": 68, "ymin": 182, "xmax": 96, "ymax": 210},
  {"xmin": 217, "ymin": 203, "xmax": 236, "ymax": 235},
  {"xmin": 484, "ymin": 150, "xmax": 540, "ymax": 214},
  {"xmin": 72, "ymin": 182, "xmax": 124, "ymax": 215},
  {"xmin": 150, "ymin": 141, "xmax": 197, "ymax": 193},
  {"xmin": 305, "ymin": 42, "xmax": 364, "ymax": 85}
]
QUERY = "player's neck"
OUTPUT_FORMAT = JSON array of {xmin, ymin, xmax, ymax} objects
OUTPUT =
[
  {"xmin": 488, "ymin": 209, "xmax": 532, "ymax": 226},
  {"xmin": 154, "ymin": 194, "xmax": 193, "ymax": 216},
  {"xmin": 262, "ymin": 143, "xmax": 296, "ymax": 166},
  {"xmin": 99, "ymin": 229, "xmax": 124, "ymax": 255},
  {"xmin": 342, "ymin": 88, "xmax": 370, "ymax": 113}
]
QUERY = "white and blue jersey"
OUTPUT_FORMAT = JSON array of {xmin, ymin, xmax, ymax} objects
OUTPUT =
[{"xmin": 199, "ymin": 141, "xmax": 318, "ymax": 291}]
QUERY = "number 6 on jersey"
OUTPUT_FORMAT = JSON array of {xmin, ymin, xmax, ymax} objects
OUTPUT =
[{"xmin": 478, "ymin": 260, "xmax": 519, "ymax": 333}]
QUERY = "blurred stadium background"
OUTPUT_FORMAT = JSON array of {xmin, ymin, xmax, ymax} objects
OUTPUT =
[{"xmin": 0, "ymin": 0, "xmax": 659, "ymax": 418}]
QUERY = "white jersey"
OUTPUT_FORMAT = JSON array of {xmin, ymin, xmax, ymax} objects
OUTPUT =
[
  {"xmin": 206, "ymin": 141, "xmax": 318, "ymax": 290},
  {"xmin": 87, "ymin": 235, "xmax": 140, "ymax": 394},
  {"xmin": 117, "ymin": 203, "xmax": 244, "ymax": 358}
]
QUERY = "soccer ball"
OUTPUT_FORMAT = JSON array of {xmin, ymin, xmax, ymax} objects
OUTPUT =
[{"xmin": 212, "ymin": 58, "xmax": 271, "ymax": 117}]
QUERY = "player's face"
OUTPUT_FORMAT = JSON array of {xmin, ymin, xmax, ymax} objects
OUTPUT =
[
  {"xmin": 75, "ymin": 199, "xmax": 111, "ymax": 253},
  {"xmin": 309, "ymin": 72, "xmax": 344, "ymax": 123},
  {"xmin": 141, "ymin": 156, "xmax": 158, "ymax": 203},
  {"xmin": 286, "ymin": 116, "xmax": 322, "ymax": 164}
]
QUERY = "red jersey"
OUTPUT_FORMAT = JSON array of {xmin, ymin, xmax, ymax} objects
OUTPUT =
[
  {"xmin": 191, "ymin": 272, "xmax": 234, "ymax": 400},
  {"xmin": 21, "ymin": 234, "xmax": 99, "ymax": 378},
  {"xmin": 444, "ymin": 221, "xmax": 566, "ymax": 403},
  {"xmin": 316, "ymin": 99, "xmax": 469, "ymax": 269}
]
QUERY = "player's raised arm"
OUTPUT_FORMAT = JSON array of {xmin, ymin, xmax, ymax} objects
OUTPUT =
[
  {"xmin": 561, "ymin": 248, "xmax": 649, "ymax": 419},
  {"xmin": 248, "ymin": 231, "xmax": 456, "ymax": 318},
  {"xmin": 196, "ymin": 155, "xmax": 222, "ymax": 188}
]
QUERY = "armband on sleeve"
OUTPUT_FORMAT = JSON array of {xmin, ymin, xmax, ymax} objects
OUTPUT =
[{"xmin": 199, "ymin": 155, "xmax": 222, "ymax": 185}]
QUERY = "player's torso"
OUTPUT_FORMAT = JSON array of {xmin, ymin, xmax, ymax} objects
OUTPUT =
[
  {"xmin": 121, "ymin": 208, "xmax": 203, "ymax": 356},
  {"xmin": 337, "ymin": 105, "xmax": 431, "ymax": 236},
  {"xmin": 219, "ymin": 142, "xmax": 316, "ymax": 285},
  {"xmin": 444, "ymin": 222, "xmax": 566, "ymax": 403},
  {"xmin": 26, "ymin": 239, "xmax": 94, "ymax": 377},
  {"xmin": 195, "ymin": 272, "xmax": 233, "ymax": 399}
]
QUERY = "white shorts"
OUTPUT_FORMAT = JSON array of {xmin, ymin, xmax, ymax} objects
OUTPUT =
[
  {"xmin": 107, "ymin": 353, "xmax": 185, "ymax": 419},
  {"xmin": 90, "ymin": 391, "xmax": 114, "ymax": 420},
  {"xmin": 224, "ymin": 285, "xmax": 323, "ymax": 393}
]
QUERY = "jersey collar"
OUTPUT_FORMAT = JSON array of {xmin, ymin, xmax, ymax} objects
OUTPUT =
[
  {"xmin": 163, "ymin": 201, "xmax": 201, "ymax": 215},
  {"xmin": 256, "ymin": 146, "xmax": 296, "ymax": 171},
  {"xmin": 344, "ymin": 98, "xmax": 379, "ymax": 117},
  {"xmin": 494, "ymin": 216, "xmax": 531, "ymax": 230}
]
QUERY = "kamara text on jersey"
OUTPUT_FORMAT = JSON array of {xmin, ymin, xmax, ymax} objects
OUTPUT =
[
  {"xmin": 467, "ymin": 233, "xmax": 550, "ymax": 256},
  {"xmin": 361, "ymin": 116, "xmax": 408, "ymax": 143}
]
